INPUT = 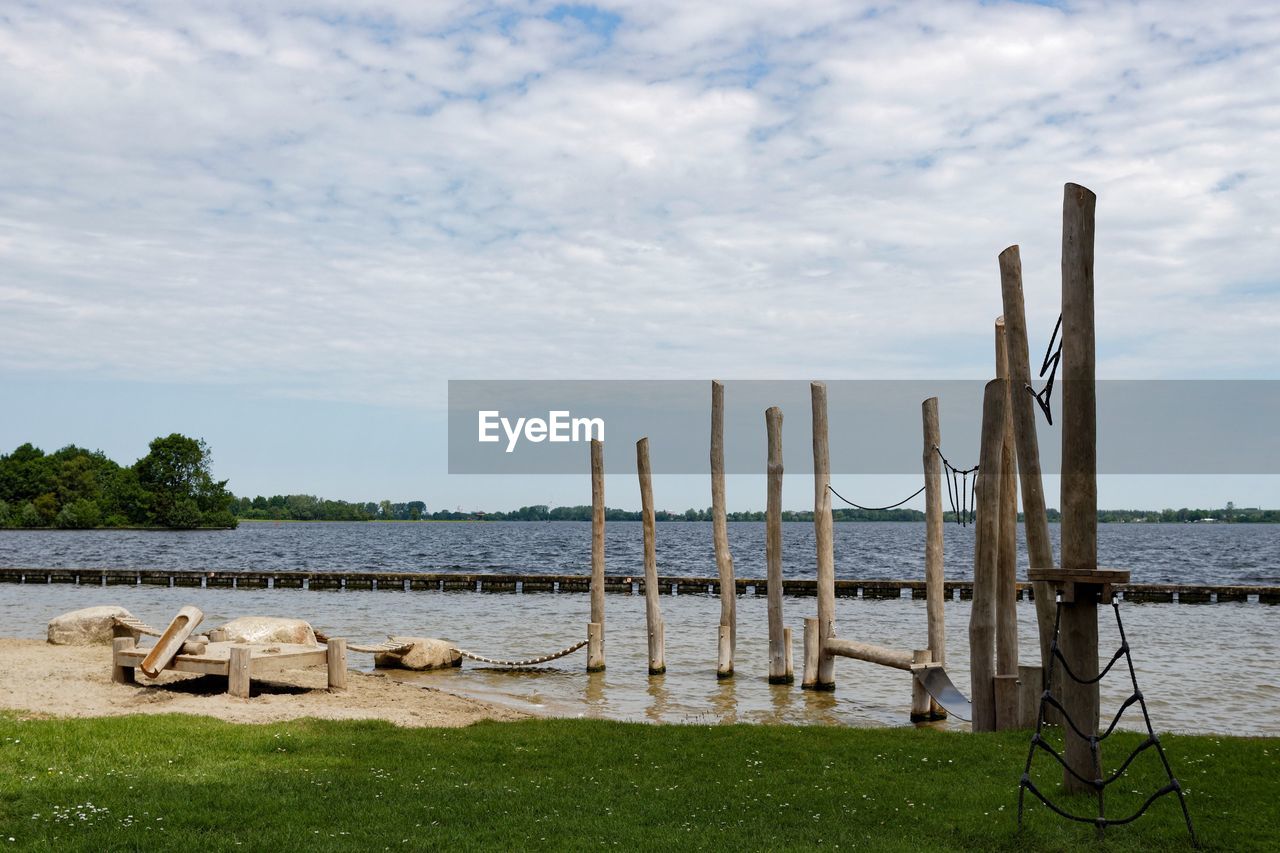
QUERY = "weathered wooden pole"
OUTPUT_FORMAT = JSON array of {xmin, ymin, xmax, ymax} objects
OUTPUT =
[
  {"xmin": 910, "ymin": 649, "xmax": 934, "ymax": 721},
  {"xmin": 994, "ymin": 319, "xmax": 1020, "ymax": 728},
  {"xmin": 637, "ymin": 437, "xmax": 666, "ymax": 674},
  {"xmin": 765, "ymin": 406, "xmax": 791, "ymax": 684},
  {"xmin": 711, "ymin": 380, "xmax": 736, "ymax": 678},
  {"xmin": 587, "ymin": 439, "xmax": 606, "ymax": 671},
  {"xmin": 998, "ymin": 246, "xmax": 1057, "ymax": 670},
  {"xmin": 921, "ymin": 397, "xmax": 946, "ymax": 718},
  {"xmin": 808, "ymin": 381, "xmax": 836, "ymax": 690},
  {"xmin": 969, "ymin": 379, "xmax": 1005, "ymax": 732},
  {"xmin": 1059, "ymin": 183, "xmax": 1101, "ymax": 791}
]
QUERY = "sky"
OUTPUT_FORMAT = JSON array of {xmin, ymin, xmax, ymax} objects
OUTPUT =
[{"xmin": 1, "ymin": 0, "xmax": 1277, "ymax": 512}]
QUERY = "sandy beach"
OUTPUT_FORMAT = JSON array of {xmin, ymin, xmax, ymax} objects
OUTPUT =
[{"xmin": 0, "ymin": 638, "xmax": 527, "ymax": 728}]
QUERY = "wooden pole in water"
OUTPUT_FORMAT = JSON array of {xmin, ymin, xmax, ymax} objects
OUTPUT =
[
  {"xmin": 711, "ymin": 380, "xmax": 736, "ymax": 678},
  {"xmin": 921, "ymin": 397, "xmax": 946, "ymax": 719},
  {"xmin": 969, "ymin": 378, "xmax": 1006, "ymax": 732},
  {"xmin": 637, "ymin": 437, "xmax": 666, "ymax": 674},
  {"xmin": 998, "ymin": 246, "xmax": 1057, "ymax": 670},
  {"xmin": 995, "ymin": 320, "xmax": 1020, "ymax": 704},
  {"xmin": 765, "ymin": 406, "xmax": 791, "ymax": 684},
  {"xmin": 809, "ymin": 381, "xmax": 836, "ymax": 690},
  {"xmin": 588, "ymin": 439, "xmax": 606, "ymax": 672},
  {"xmin": 1059, "ymin": 182, "xmax": 1100, "ymax": 792}
]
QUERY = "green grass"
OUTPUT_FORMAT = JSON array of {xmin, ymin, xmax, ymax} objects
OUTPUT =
[{"xmin": 0, "ymin": 714, "xmax": 1273, "ymax": 851}]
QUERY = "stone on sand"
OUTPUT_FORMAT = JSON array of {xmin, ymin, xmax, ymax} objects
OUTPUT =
[
  {"xmin": 209, "ymin": 616, "xmax": 317, "ymax": 646},
  {"xmin": 47, "ymin": 605, "xmax": 133, "ymax": 645},
  {"xmin": 375, "ymin": 638, "xmax": 461, "ymax": 671}
]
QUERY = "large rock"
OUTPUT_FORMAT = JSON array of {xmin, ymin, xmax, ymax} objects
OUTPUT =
[
  {"xmin": 374, "ymin": 637, "xmax": 461, "ymax": 671},
  {"xmin": 208, "ymin": 616, "xmax": 317, "ymax": 646},
  {"xmin": 47, "ymin": 605, "xmax": 133, "ymax": 645}
]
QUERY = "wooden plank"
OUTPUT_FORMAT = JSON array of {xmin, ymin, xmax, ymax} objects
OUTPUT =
[
  {"xmin": 711, "ymin": 380, "xmax": 736, "ymax": 678},
  {"xmin": 765, "ymin": 406, "xmax": 790, "ymax": 684},
  {"xmin": 637, "ymin": 437, "xmax": 665, "ymax": 674},
  {"xmin": 994, "ymin": 673, "xmax": 1021, "ymax": 730},
  {"xmin": 589, "ymin": 438, "xmax": 605, "ymax": 672},
  {"xmin": 140, "ymin": 606, "xmax": 204, "ymax": 679},
  {"xmin": 1018, "ymin": 664, "xmax": 1043, "ymax": 729},
  {"xmin": 969, "ymin": 379, "xmax": 1005, "ymax": 732}
]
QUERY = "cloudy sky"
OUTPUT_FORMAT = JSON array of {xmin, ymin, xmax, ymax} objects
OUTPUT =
[{"xmin": 1, "ymin": 0, "xmax": 1277, "ymax": 511}]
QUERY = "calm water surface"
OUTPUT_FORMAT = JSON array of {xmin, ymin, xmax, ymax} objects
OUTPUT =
[
  {"xmin": 1, "ymin": 521, "xmax": 1277, "ymax": 584},
  {"xmin": 2, "ymin": 522, "xmax": 1276, "ymax": 734}
]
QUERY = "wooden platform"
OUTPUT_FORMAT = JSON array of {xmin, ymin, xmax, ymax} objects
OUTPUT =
[
  {"xmin": 1028, "ymin": 567, "xmax": 1132, "ymax": 603},
  {"xmin": 112, "ymin": 636, "xmax": 347, "ymax": 698}
]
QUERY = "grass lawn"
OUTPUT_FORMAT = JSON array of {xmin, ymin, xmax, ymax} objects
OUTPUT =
[{"xmin": 0, "ymin": 714, "xmax": 1273, "ymax": 851}]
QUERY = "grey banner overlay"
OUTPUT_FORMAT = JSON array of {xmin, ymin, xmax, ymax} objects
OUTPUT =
[{"xmin": 448, "ymin": 380, "xmax": 1279, "ymax": 475}]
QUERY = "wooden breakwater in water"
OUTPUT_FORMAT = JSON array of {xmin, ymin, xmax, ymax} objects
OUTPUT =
[{"xmin": 0, "ymin": 567, "xmax": 1275, "ymax": 604}]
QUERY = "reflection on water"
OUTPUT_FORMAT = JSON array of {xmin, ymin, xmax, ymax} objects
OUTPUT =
[{"xmin": 1, "ymin": 583, "xmax": 1276, "ymax": 735}]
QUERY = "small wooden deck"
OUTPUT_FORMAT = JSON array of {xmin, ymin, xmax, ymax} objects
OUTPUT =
[{"xmin": 112, "ymin": 636, "xmax": 347, "ymax": 698}]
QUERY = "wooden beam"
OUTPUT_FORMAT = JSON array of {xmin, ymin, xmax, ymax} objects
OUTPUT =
[
  {"xmin": 995, "ymin": 318, "xmax": 1020, "ymax": 680},
  {"xmin": 637, "ymin": 437, "xmax": 666, "ymax": 674},
  {"xmin": 111, "ymin": 636, "xmax": 136, "ymax": 685},
  {"xmin": 998, "ymin": 245, "xmax": 1058, "ymax": 669},
  {"xmin": 810, "ymin": 382, "xmax": 836, "ymax": 690},
  {"xmin": 711, "ymin": 380, "xmax": 736, "ymax": 678},
  {"xmin": 1060, "ymin": 182, "xmax": 1101, "ymax": 793},
  {"xmin": 228, "ymin": 644, "xmax": 251, "ymax": 698},
  {"xmin": 326, "ymin": 637, "xmax": 347, "ymax": 691},
  {"xmin": 765, "ymin": 406, "xmax": 791, "ymax": 683},
  {"xmin": 824, "ymin": 638, "xmax": 913, "ymax": 671},
  {"xmin": 969, "ymin": 378, "xmax": 1006, "ymax": 732},
  {"xmin": 588, "ymin": 439, "xmax": 606, "ymax": 672}
]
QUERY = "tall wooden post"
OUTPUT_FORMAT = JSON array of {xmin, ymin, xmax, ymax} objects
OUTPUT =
[
  {"xmin": 1059, "ymin": 183, "xmax": 1100, "ymax": 791},
  {"xmin": 922, "ymin": 397, "xmax": 946, "ymax": 718},
  {"xmin": 998, "ymin": 246, "xmax": 1057, "ymax": 670},
  {"xmin": 969, "ymin": 379, "xmax": 1005, "ymax": 732},
  {"xmin": 765, "ymin": 406, "xmax": 791, "ymax": 684},
  {"xmin": 637, "ymin": 437, "xmax": 666, "ymax": 674},
  {"xmin": 807, "ymin": 382, "xmax": 836, "ymax": 690},
  {"xmin": 995, "ymin": 320, "xmax": 1020, "ymax": 683},
  {"xmin": 711, "ymin": 380, "xmax": 736, "ymax": 678},
  {"xmin": 588, "ymin": 439, "xmax": 606, "ymax": 671}
]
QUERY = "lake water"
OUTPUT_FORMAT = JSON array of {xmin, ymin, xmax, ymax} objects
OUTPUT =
[
  {"xmin": 1, "ymin": 520, "xmax": 1277, "ymax": 585},
  {"xmin": 1, "ymin": 522, "xmax": 1276, "ymax": 735}
]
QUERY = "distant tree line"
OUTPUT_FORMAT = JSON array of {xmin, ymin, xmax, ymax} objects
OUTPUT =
[
  {"xmin": 232, "ymin": 496, "xmax": 428, "ymax": 521},
  {"xmin": 0, "ymin": 435, "xmax": 236, "ymax": 529}
]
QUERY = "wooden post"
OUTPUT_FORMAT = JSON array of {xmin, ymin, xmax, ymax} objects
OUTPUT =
[
  {"xmin": 910, "ymin": 649, "xmax": 933, "ymax": 721},
  {"xmin": 921, "ymin": 397, "xmax": 946, "ymax": 717},
  {"xmin": 1018, "ymin": 664, "xmax": 1043, "ymax": 729},
  {"xmin": 784, "ymin": 627, "xmax": 794, "ymax": 682},
  {"xmin": 765, "ymin": 406, "xmax": 791, "ymax": 684},
  {"xmin": 1060, "ymin": 182, "xmax": 1101, "ymax": 792},
  {"xmin": 327, "ymin": 637, "xmax": 348, "ymax": 691},
  {"xmin": 801, "ymin": 617, "xmax": 820, "ymax": 689},
  {"xmin": 111, "ymin": 636, "xmax": 136, "ymax": 684},
  {"xmin": 995, "ymin": 319, "xmax": 1020, "ymax": 682},
  {"xmin": 998, "ymin": 246, "xmax": 1057, "ymax": 670},
  {"xmin": 711, "ymin": 380, "xmax": 736, "ymax": 678},
  {"xmin": 228, "ymin": 644, "xmax": 251, "ymax": 698},
  {"xmin": 968, "ymin": 379, "xmax": 1005, "ymax": 732},
  {"xmin": 994, "ymin": 673, "xmax": 1020, "ymax": 730},
  {"xmin": 809, "ymin": 382, "xmax": 836, "ymax": 690},
  {"xmin": 637, "ymin": 437, "xmax": 666, "ymax": 674},
  {"xmin": 588, "ymin": 439, "xmax": 606, "ymax": 672}
]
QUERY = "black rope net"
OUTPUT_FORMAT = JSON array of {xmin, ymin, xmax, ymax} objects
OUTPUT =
[
  {"xmin": 1028, "ymin": 314, "xmax": 1062, "ymax": 425},
  {"xmin": 827, "ymin": 447, "xmax": 977, "ymax": 526},
  {"xmin": 1017, "ymin": 599, "xmax": 1198, "ymax": 846}
]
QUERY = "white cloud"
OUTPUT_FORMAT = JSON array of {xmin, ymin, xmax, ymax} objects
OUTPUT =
[{"xmin": 1, "ymin": 0, "xmax": 1277, "ymax": 410}]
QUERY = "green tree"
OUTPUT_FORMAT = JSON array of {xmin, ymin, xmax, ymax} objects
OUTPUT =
[{"xmin": 133, "ymin": 434, "xmax": 236, "ymax": 529}]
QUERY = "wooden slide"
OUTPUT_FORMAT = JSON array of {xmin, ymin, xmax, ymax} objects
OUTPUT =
[{"xmin": 139, "ymin": 606, "xmax": 204, "ymax": 678}]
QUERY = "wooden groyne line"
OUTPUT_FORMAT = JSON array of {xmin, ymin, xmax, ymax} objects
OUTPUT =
[{"xmin": 0, "ymin": 567, "xmax": 1274, "ymax": 604}]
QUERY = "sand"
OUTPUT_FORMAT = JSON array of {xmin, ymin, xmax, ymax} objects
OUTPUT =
[{"xmin": 0, "ymin": 638, "xmax": 528, "ymax": 727}]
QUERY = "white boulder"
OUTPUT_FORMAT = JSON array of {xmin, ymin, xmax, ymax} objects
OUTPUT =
[
  {"xmin": 209, "ymin": 616, "xmax": 317, "ymax": 646},
  {"xmin": 374, "ymin": 637, "xmax": 461, "ymax": 671},
  {"xmin": 47, "ymin": 605, "xmax": 133, "ymax": 645}
]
